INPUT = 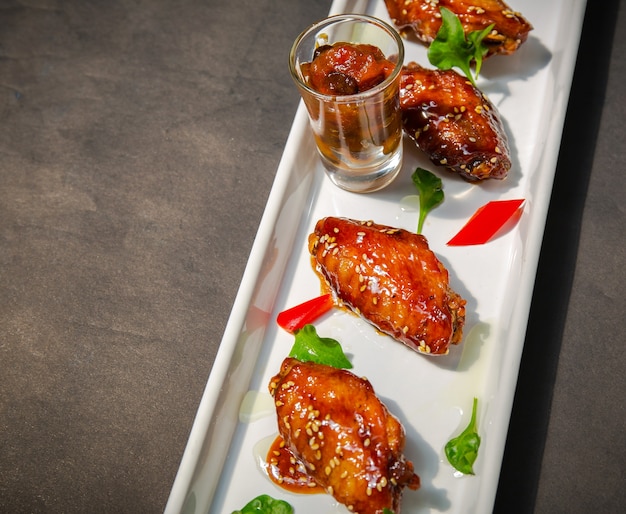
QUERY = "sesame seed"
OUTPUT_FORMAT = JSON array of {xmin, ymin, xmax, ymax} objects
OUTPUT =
[
  {"xmin": 333, "ymin": 227, "xmax": 339, "ymax": 233},
  {"xmin": 366, "ymin": 487, "xmax": 372, "ymax": 496}
]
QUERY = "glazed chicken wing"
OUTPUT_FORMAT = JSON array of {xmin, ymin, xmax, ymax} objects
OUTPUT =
[
  {"xmin": 269, "ymin": 357, "xmax": 420, "ymax": 514},
  {"xmin": 309, "ymin": 217, "xmax": 466, "ymax": 355},
  {"xmin": 384, "ymin": 0, "xmax": 532, "ymax": 57},
  {"xmin": 400, "ymin": 62, "xmax": 511, "ymax": 181}
]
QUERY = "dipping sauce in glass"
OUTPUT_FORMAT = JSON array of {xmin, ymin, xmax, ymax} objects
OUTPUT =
[{"xmin": 290, "ymin": 15, "xmax": 404, "ymax": 193}]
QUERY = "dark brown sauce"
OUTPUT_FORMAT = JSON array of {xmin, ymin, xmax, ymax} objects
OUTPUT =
[
  {"xmin": 265, "ymin": 435, "xmax": 324, "ymax": 494},
  {"xmin": 302, "ymin": 42, "xmax": 395, "ymax": 96}
]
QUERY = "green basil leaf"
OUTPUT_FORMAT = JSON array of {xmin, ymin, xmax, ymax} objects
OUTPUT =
[
  {"xmin": 427, "ymin": 7, "xmax": 494, "ymax": 87},
  {"xmin": 412, "ymin": 167, "xmax": 444, "ymax": 234},
  {"xmin": 445, "ymin": 397, "xmax": 481, "ymax": 475},
  {"xmin": 289, "ymin": 324, "xmax": 352, "ymax": 369},
  {"xmin": 231, "ymin": 494, "xmax": 293, "ymax": 514}
]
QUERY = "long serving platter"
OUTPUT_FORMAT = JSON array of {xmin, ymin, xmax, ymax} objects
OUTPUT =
[{"xmin": 165, "ymin": 0, "xmax": 587, "ymax": 512}]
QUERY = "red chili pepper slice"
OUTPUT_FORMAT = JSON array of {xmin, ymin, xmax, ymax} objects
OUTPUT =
[
  {"xmin": 447, "ymin": 199, "xmax": 525, "ymax": 246},
  {"xmin": 276, "ymin": 294, "xmax": 334, "ymax": 333}
]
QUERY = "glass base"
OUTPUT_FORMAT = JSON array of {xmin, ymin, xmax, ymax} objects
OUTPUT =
[{"xmin": 320, "ymin": 146, "xmax": 403, "ymax": 194}]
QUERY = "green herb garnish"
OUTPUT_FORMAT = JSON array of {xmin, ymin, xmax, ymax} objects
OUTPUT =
[
  {"xmin": 427, "ymin": 7, "xmax": 494, "ymax": 87},
  {"xmin": 445, "ymin": 397, "xmax": 481, "ymax": 475},
  {"xmin": 289, "ymin": 324, "xmax": 352, "ymax": 369},
  {"xmin": 412, "ymin": 167, "xmax": 444, "ymax": 234},
  {"xmin": 231, "ymin": 494, "xmax": 293, "ymax": 514}
]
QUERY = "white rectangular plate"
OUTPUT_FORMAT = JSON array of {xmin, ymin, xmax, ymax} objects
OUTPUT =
[{"xmin": 165, "ymin": 0, "xmax": 587, "ymax": 512}]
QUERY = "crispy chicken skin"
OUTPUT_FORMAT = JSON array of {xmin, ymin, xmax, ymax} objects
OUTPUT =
[
  {"xmin": 309, "ymin": 217, "xmax": 466, "ymax": 355},
  {"xmin": 384, "ymin": 0, "xmax": 532, "ymax": 57},
  {"xmin": 400, "ymin": 62, "xmax": 511, "ymax": 181},
  {"xmin": 269, "ymin": 357, "xmax": 420, "ymax": 514}
]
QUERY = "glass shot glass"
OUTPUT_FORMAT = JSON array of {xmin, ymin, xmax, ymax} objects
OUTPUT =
[{"xmin": 289, "ymin": 14, "xmax": 405, "ymax": 193}]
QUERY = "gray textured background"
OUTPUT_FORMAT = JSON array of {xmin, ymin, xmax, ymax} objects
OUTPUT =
[{"xmin": 1, "ymin": 0, "xmax": 624, "ymax": 512}]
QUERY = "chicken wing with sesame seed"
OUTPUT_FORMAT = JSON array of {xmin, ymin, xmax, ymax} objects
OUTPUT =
[
  {"xmin": 269, "ymin": 357, "xmax": 420, "ymax": 514},
  {"xmin": 385, "ymin": 0, "xmax": 532, "ymax": 57},
  {"xmin": 400, "ymin": 62, "xmax": 511, "ymax": 180},
  {"xmin": 309, "ymin": 217, "xmax": 466, "ymax": 356}
]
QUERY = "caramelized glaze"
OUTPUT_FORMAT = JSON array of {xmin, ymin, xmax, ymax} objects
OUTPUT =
[
  {"xmin": 309, "ymin": 217, "xmax": 466, "ymax": 355},
  {"xmin": 269, "ymin": 358, "xmax": 420, "ymax": 513},
  {"xmin": 385, "ymin": 0, "xmax": 532, "ymax": 57},
  {"xmin": 400, "ymin": 62, "xmax": 511, "ymax": 181}
]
